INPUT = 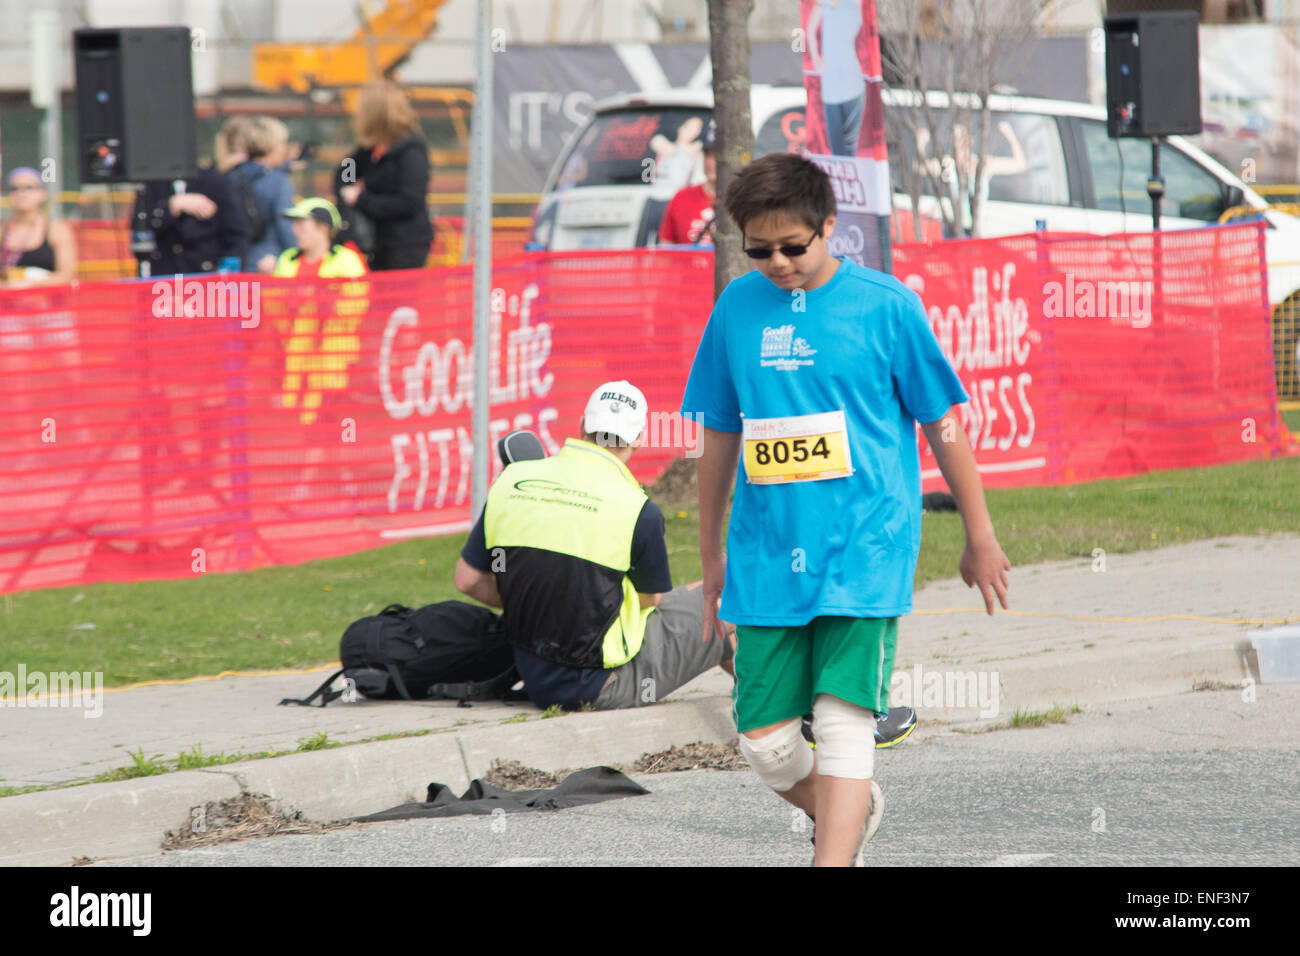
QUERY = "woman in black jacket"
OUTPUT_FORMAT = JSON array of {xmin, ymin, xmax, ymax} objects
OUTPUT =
[{"xmin": 335, "ymin": 81, "xmax": 433, "ymax": 271}]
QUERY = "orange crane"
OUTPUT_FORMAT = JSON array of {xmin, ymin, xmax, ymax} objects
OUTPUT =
[
  {"xmin": 249, "ymin": 0, "xmax": 531, "ymax": 265},
  {"xmin": 251, "ymin": 0, "xmax": 470, "ymax": 160},
  {"xmin": 252, "ymin": 0, "xmax": 449, "ymax": 95}
]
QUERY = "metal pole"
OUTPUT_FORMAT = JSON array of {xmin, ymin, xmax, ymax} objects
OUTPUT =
[
  {"xmin": 44, "ymin": 84, "xmax": 63, "ymax": 223},
  {"xmin": 470, "ymin": 0, "xmax": 494, "ymax": 517},
  {"xmin": 1148, "ymin": 137, "xmax": 1164, "ymax": 232},
  {"xmin": 461, "ymin": 145, "xmax": 475, "ymax": 264},
  {"xmin": 1149, "ymin": 137, "xmax": 1164, "ymax": 333},
  {"xmin": 31, "ymin": 9, "xmax": 62, "ymax": 220}
]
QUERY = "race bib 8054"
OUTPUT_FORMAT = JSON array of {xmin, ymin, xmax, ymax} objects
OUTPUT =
[{"xmin": 741, "ymin": 409, "xmax": 853, "ymax": 484}]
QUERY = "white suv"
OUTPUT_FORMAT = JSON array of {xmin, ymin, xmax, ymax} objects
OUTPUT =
[
  {"xmin": 531, "ymin": 86, "xmax": 1300, "ymax": 395},
  {"xmin": 537, "ymin": 86, "xmax": 1296, "ymax": 294}
]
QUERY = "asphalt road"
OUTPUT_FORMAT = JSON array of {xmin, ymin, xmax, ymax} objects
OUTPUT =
[{"xmin": 105, "ymin": 685, "xmax": 1300, "ymax": 867}]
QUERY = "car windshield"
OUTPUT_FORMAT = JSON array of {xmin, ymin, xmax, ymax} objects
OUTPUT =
[
  {"xmin": 552, "ymin": 107, "xmax": 711, "ymax": 190},
  {"xmin": 755, "ymin": 105, "xmax": 806, "ymax": 156}
]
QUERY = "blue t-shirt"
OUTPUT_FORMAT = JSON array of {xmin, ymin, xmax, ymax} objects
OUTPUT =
[{"xmin": 680, "ymin": 257, "xmax": 968, "ymax": 626}]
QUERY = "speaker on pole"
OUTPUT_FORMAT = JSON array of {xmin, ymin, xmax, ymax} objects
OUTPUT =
[
  {"xmin": 73, "ymin": 26, "xmax": 197, "ymax": 183},
  {"xmin": 1104, "ymin": 11, "xmax": 1202, "ymax": 139}
]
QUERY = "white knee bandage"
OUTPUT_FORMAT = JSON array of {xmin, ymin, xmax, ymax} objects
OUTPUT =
[
  {"xmin": 737, "ymin": 719, "xmax": 814, "ymax": 793},
  {"xmin": 811, "ymin": 693, "xmax": 877, "ymax": 780}
]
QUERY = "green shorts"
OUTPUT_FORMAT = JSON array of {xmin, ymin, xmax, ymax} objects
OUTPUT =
[{"xmin": 732, "ymin": 616, "xmax": 898, "ymax": 733}]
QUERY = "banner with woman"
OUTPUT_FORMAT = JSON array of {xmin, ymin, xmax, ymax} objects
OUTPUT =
[{"xmin": 800, "ymin": 0, "xmax": 892, "ymax": 272}]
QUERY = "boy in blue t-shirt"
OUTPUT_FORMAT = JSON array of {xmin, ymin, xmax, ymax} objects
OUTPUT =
[{"xmin": 680, "ymin": 153, "xmax": 1010, "ymax": 866}]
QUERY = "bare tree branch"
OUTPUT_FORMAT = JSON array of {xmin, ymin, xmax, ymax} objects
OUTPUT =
[{"xmin": 881, "ymin": 0, "xmax": 1049, "ymax": 237}]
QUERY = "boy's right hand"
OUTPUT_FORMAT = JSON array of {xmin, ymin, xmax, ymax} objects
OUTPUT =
[
  {"xmin": 961, "ymin": 534, "xmax": 1011, "ymax": 615},
  {"xmin": 701, "ymin": 551, "xmax": 728, "ymax": 643}
]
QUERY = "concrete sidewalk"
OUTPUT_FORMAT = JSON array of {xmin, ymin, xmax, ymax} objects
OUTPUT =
[{"xmin": 2, "ymin": 533, "xmax": 1294, "ymax": 865}]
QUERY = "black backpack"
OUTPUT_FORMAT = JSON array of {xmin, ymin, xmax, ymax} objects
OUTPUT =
[
  {"xmin": 280, "ymin": 601, "xmax": 522, "ymax": 707},
  {"xmin": 233, "ymin": 165, "xmax": 270, "ymax": 243}
]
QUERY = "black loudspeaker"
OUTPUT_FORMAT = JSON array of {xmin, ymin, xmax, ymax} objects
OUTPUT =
[
  {"xmin": 1104, "ymin": 11, "xmax": 1202, "ymax": 139},
  {"xmin": 73, "ymin": 27, "xmax": 197, "ymax": 182}
]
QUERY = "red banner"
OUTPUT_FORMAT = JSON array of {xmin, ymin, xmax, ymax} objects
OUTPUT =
[
  {"xmin": 1, "ymin": 225, "xmax": 1293, "ymax": 594},
  {"xmin": 897, "ymin": 224, "xmax": 1295, "ymax": 486}
]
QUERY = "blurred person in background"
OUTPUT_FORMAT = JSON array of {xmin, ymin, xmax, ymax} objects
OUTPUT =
[
  {"xmin": 334, "ymin": 80, "xmax": 433, "ymax": 271},
  {"xmin": 214, "ymin": 116, "xmax": 254, "ymax": 174},
  {"xmin": 271, "ymin": 198, "xmax": 368, "ymax": 279},
  {"xmin": 227, "ymin": 116, "xmax": 297, "ymax": 274},
  {"xmin": 265, "ymin": 134, "xmax": 313, "ymax": 175},
  {"xmin": 658, "ymin": 121, "xmax": 717, "ymax": 247},
  {"xmin": 129, "ymin": 126, "xmax": 249, "ymax": 277},
  {"xmin": 269, "ymin": 197, "xmax": 368, "ymax": 465},
  {"xmin": 1, "ymin": 167, "xmax": 77, "ymax": 287}
]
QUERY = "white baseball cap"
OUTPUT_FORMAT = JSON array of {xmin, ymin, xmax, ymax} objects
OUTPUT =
[{"xmin": 583, "ymin": 380, "xmax": 648, "ymax": 445}]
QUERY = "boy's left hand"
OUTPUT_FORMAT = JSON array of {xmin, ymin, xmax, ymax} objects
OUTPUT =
[{"xmin": 960, "ymin": 535, "xmax": 1010, "ymax": 615}]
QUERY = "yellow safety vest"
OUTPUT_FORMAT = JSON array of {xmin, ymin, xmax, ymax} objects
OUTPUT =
[
  {"xmin": 272, "ymin": 244, "xmax": 368, "ymax": 278},
  {"xmin": 484, "ymin": 438, "xmax": 654, "ymax": 669}
]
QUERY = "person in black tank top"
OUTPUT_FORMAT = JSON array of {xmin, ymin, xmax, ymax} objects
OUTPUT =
[
  {"xmin": 9, "ymin": 236, "xmax": 56, "ymax": 273},
  {"xmin": 1, "ymin": 167, "xmax": 77, "ymax": 287}
]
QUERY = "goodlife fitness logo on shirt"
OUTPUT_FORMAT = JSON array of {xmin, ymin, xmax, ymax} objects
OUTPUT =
[{"xmin": 760, "ymin": 324, "xmax": 817, "ymax": 370}]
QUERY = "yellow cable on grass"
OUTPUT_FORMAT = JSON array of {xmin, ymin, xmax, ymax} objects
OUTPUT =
[
  {"xmin": 98, "ymin": 662, "xmax": 342, "ymax": 695},
  {"xmin": 15, "ymin": 663, "xmax": 344, "ymax": 704}
]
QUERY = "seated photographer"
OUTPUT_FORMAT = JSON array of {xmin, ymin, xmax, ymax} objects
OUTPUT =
[{"xmin": 453, "ymin": 380, "xmax": 735, "ymax": 711}]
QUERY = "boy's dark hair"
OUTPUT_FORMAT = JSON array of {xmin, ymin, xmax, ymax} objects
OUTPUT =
[{"xmin": 722, "ymin": 153, "xmax": 837, "ymax": 235}]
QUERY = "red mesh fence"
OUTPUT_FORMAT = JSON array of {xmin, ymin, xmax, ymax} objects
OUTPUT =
[
  {"xmin": 1, "ymin": 224, "xmax": 1293, "ymax": 594},
  {"xmin": 896, "ymin": 223, "xmax": 1296, "ymax": 486},
  {"xmin": 0, "ymin": 250, "xmax": 714, "ymax": 593}
]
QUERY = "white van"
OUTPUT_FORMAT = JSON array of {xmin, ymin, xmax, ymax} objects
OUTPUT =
[{"xmin": 531, "ymin": 86, "xmax": 1300, "ymax": 309}]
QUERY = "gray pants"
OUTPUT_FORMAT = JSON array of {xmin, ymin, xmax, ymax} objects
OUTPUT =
[
  {"xmin": 593, "ymin": 585, "xmax": 734, "ymax": 709},
  {"xmin": 824, "ymin": 94, "xmax": 865, "ymax": 157}
]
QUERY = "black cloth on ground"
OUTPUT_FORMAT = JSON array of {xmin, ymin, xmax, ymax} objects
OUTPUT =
[{"xmin": 352, "ymin": 766, "xmax": 649, "ymax": 821}]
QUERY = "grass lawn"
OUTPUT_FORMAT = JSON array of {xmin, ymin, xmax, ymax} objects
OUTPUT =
[{"xmin": 4, "ymin": 407, "xmax": 1297, "ymax": 686}]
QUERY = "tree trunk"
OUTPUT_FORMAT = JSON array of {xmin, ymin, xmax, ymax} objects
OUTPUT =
[{"xmin": 708, "ymin": 0, "xmax": 755, "ymax": 300}]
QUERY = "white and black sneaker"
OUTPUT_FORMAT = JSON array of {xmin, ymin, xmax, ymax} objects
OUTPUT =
[
  {"xmin": 873, "ymin": 707, "xmax": 917, "ymax": 748},
  {"xmin": 800, "ymin": 706, "xmax": 917, "ymax": 750}
]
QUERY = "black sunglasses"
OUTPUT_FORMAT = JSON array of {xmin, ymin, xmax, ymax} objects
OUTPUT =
[{"xmin": 743, "ymin": 228, "xmax": 821, "ymax": 259}]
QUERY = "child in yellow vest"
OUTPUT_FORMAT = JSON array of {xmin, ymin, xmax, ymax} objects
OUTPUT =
[
  {"xmin": 271, "ymin": 199, "xmax": 369, "ymax": 425},
  {"xmin": 272, "ymin": 198, "xmax": 368, "ymax": 278}
]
